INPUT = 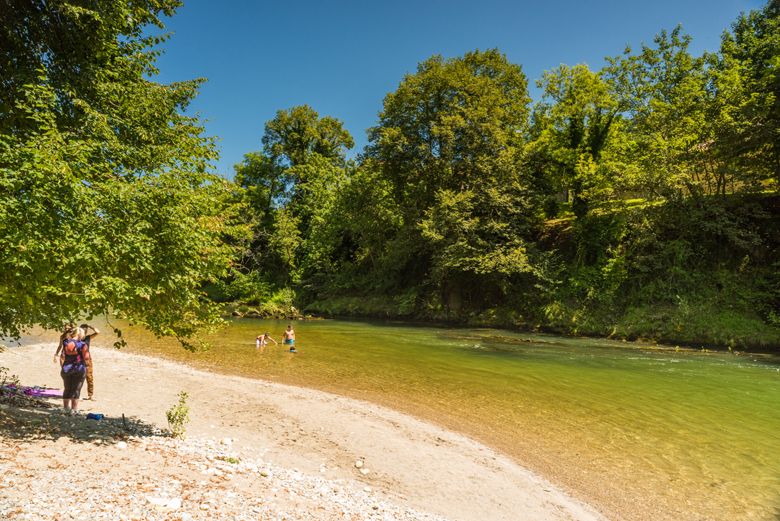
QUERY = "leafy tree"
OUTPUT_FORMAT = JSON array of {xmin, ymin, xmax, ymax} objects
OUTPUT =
[
  {"xmin": 530, "ymin": 64, "xmax": 629, "ymax": 219},
  {"xmin": 234, "ymin": 152, "xmax": 287, "ymax": 221},
  {"xmin": 0, "ymin": 0, "xmax": 246, "ymax": 342},
  {"xmin": 366, "ymin": 49, "xmax": 542, "ymax": 309},
  {"xmin": 710, "ymin": 0, "xmax": 780, "ymax": 187},
  {"xmin": 233, "ymin": 151, "xmax": 287, "ymax": 276},
  {"xmin": 262, "ymin": 105, "xmax": 354, "ymax": 168},
  {"xmin": 603, "ymin": 27, "xmax": 710, "ymax": 198},
  {"xmin": 233, "ymin": 106, "xmax": 353, "ymax": 289}
]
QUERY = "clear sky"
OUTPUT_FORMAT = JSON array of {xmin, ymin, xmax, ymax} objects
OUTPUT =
[{"xmin": 150, "ymin": 0, "xmax": 763, "ymax": 177}]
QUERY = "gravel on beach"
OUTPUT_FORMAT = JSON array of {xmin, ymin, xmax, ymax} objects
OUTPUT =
[{"xmin": 0, "ymin": 403, "xmax": 448, "ymax": 521}]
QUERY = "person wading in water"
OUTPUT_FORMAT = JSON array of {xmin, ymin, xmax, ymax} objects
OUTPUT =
[
  {"xmin": 256, "ymin": 332, "xmax": 278, "ymax": 350},
  {"xmin": 282, "ymin": 324, "xmax": 296, "ymax": 353}
]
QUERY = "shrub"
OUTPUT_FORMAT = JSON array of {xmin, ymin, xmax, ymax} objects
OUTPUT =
[
  {"xmin": 221, "ymin": 272, "xmax": 273, "ymax": 305},
  {"xmin": 166, "ymin": 391, "xmax": 190, "ymax": 439}
]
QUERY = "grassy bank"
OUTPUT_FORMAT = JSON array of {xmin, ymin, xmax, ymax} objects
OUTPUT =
[
  {"xmin": 305, "ymin": 194, "xmax": 780, "ymax": 352},
  {"xmin": 304, "ymin": 295, "xmax": 780, "ymax": 351},
  {"xmin": 222, "ymin": 194, "xmax": 779, "ymax": 352}
]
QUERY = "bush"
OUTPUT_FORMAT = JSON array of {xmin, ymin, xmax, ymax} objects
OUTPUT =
[
  {"xmin": 221, "ymin": 272, "xmax": 273, "ymax": 305},
  {"xmin": 166, "ymin": 391, "xmax": 190, "ymax": 439}
]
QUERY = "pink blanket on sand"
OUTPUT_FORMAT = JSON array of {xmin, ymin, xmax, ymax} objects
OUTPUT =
[{"xmin": 1, "ymin": 385, "xmax": 62, "ymax": 398}]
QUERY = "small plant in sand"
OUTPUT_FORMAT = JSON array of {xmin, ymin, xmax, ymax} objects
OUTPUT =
[
  {"xmin": 0, "ymin": 365, "xmax": 19, "ymax": 390},
  {"xmin": 166, "ymin": 391, "xmax": 190, "ymax": 439}
]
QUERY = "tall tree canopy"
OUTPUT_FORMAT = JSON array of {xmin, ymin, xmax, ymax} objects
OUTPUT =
[
  {"xmin": 234, "ymin": 106, "xmax": 353, "ymax": 287},
  {"xmin": 710, "ymin": 0, "xmax": 780, "ymax": 186},
  {"xmin": 530, "ymin": 64, "xmax": 628, "ymax": 219},
  {"xmin": 366, "ymin": 49, "xmax": 543, "ymax": 306},
  {"xmin": 262, "ymin": 105, "xmax": 354, "ymax": 168},
  {"xmin": 0, "ymin": 0, "xmax": 245, "ymax": 342},
  {"xmin": 603, "ymin": 27, "xmax": 711, "ymax": 198}
]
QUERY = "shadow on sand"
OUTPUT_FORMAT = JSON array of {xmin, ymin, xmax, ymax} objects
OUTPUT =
[{"xmin": 0, "ymin": 399, "xmax": 166, "ymax": 445}]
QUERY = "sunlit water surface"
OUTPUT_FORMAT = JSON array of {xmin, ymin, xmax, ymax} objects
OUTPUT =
[{"xmin": 16, "ymin": 318, "xmax": 780, "ymax": 520}]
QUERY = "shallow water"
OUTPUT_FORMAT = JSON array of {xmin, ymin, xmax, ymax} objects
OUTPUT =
[{"xmin": 16, "ymin": 318, "xmax": 780, "ymax": 520}]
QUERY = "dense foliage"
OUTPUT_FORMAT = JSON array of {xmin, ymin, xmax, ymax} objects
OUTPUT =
[
  {"xmin": 0, "ymin": 0, "xmax": 246, "ymax": 343},
  {"xmin": 4, "ymin": 1, "xmax": 776, "ymax": 349},
  {"xmin": 229, "ymin": 1, "xmax": 779, "ymax": 349}
]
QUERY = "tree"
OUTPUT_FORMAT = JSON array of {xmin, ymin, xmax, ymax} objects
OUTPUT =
[
  {"xmin": 530, "ymin": 64, "xmax": 628, "ymax": 219},
  {"xmin": 0, "ymin": 1, "xmax": 246, "ymax": 343},
  {"xmin": 233, "ymin": 106, "xmax": 353, "ymax": 288},
  {"xmin": 262, "ymin": 105, "xmax": 354, "ymax": 168},
  {"xmin": 366, "ymin": 49, "xmax": 542, "ymax": 309},
  {"xmin": 710, "ymin": 0, "xmax": 780, "ymax": 187},
  {"xmin": 603, "ymin": 27, "xmax": 711, "ymax": 198}
]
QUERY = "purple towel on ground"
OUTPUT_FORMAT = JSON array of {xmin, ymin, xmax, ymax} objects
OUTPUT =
[
  {"xmin": 2, "ymin": 385, "xmax": 62, "ymax": 398},
  {"xmin": 25, "ymin": 387, "xmax": 62, "ymax": 398}
]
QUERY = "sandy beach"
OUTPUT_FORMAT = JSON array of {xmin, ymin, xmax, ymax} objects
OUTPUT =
[{"xmin": 0, "ymin": 343, "xmax": 607, "ymax": 520}]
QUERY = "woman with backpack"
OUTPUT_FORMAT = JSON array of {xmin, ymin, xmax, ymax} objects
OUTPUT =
[{"xmin": 59, "ymin": 326, "xmax": 91, "ymax": 413}]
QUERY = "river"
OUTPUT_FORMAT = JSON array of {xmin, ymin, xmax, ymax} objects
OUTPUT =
[{"xmin": 17, "ymin": 318, "xmax": 780, "ymax": 520}]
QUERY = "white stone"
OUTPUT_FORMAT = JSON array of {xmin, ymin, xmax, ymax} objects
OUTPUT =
[
  {"xmin": 116, "ymin": 441, "xmax": 128, "ymax": 450},
  {"xmin": 146, "ymin": 496, "xmax": 168, "ymax": 507},
  {"xmin": 354, "ymin": 460, "xmax": 364, "ymax": 468}
]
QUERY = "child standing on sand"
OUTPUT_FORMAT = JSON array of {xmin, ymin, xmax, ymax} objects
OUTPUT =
[{"xmin": 282, "ymin": 324, "xmax": 296, "ymax": 353}]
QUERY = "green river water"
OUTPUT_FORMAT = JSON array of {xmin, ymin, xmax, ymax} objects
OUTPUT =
[{"xmin": 21, "ymin": 318, "xmax": 780, "ymax": 520}]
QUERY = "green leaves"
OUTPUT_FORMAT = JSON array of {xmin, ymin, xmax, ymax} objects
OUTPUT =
[
  {"xmin": 361, "ymin": 49, "xmax": 544, "ymax": 304},
  {"xmin": 531, "ymin": 64, "xmax": 624, "ymax": 218},
  {"xmin": 0, "ymin": 1, "xmax": 246, "ymax": 342},
  {"xmin": 368, "ymin": 49, "xmax": 530, "ymax": 213},
  {"xmin": 262, "ymin": 105, "xmax": 354, "ymax": 168},
  {"xmin": 710, "ymin": 1, "xmax": 780, "ymax": 187}
]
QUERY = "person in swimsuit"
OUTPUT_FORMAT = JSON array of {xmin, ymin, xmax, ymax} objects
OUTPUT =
[
  {"xmin": 256, "ymin": 332, "xmax": 277, "ymax": 350},
  {"xmin": 282, "ymin": 324, "xmax": 296, "ymax": 353}
]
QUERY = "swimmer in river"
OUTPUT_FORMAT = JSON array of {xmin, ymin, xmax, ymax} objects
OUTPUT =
[{"xmin": 256, "ymin": 332, "xmax": 278, "ymax": 350}]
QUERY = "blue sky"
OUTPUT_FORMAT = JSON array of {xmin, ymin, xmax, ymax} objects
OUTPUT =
[{"xmin": 151, "ymin": 0, "xmax": 763, "ymax": 177}]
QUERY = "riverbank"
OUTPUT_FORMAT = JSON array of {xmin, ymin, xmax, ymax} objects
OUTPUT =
[
  {"xmin": 0, "ymin": 343, "xmax": 606, "ymax": 521},
  {"xmin": 219, "ymin": 299, "xmax": 780, "ymax": 354}
]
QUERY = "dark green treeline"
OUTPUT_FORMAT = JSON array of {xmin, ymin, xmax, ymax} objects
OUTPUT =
[{"xmin": 223, "ymin": 1, "xmax": 780, "ymax": 349}]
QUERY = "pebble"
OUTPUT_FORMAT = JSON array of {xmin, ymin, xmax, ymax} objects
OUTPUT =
[{"xmin": 0, "ymin": 403, "xmax": 448, "ymax": 521}]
